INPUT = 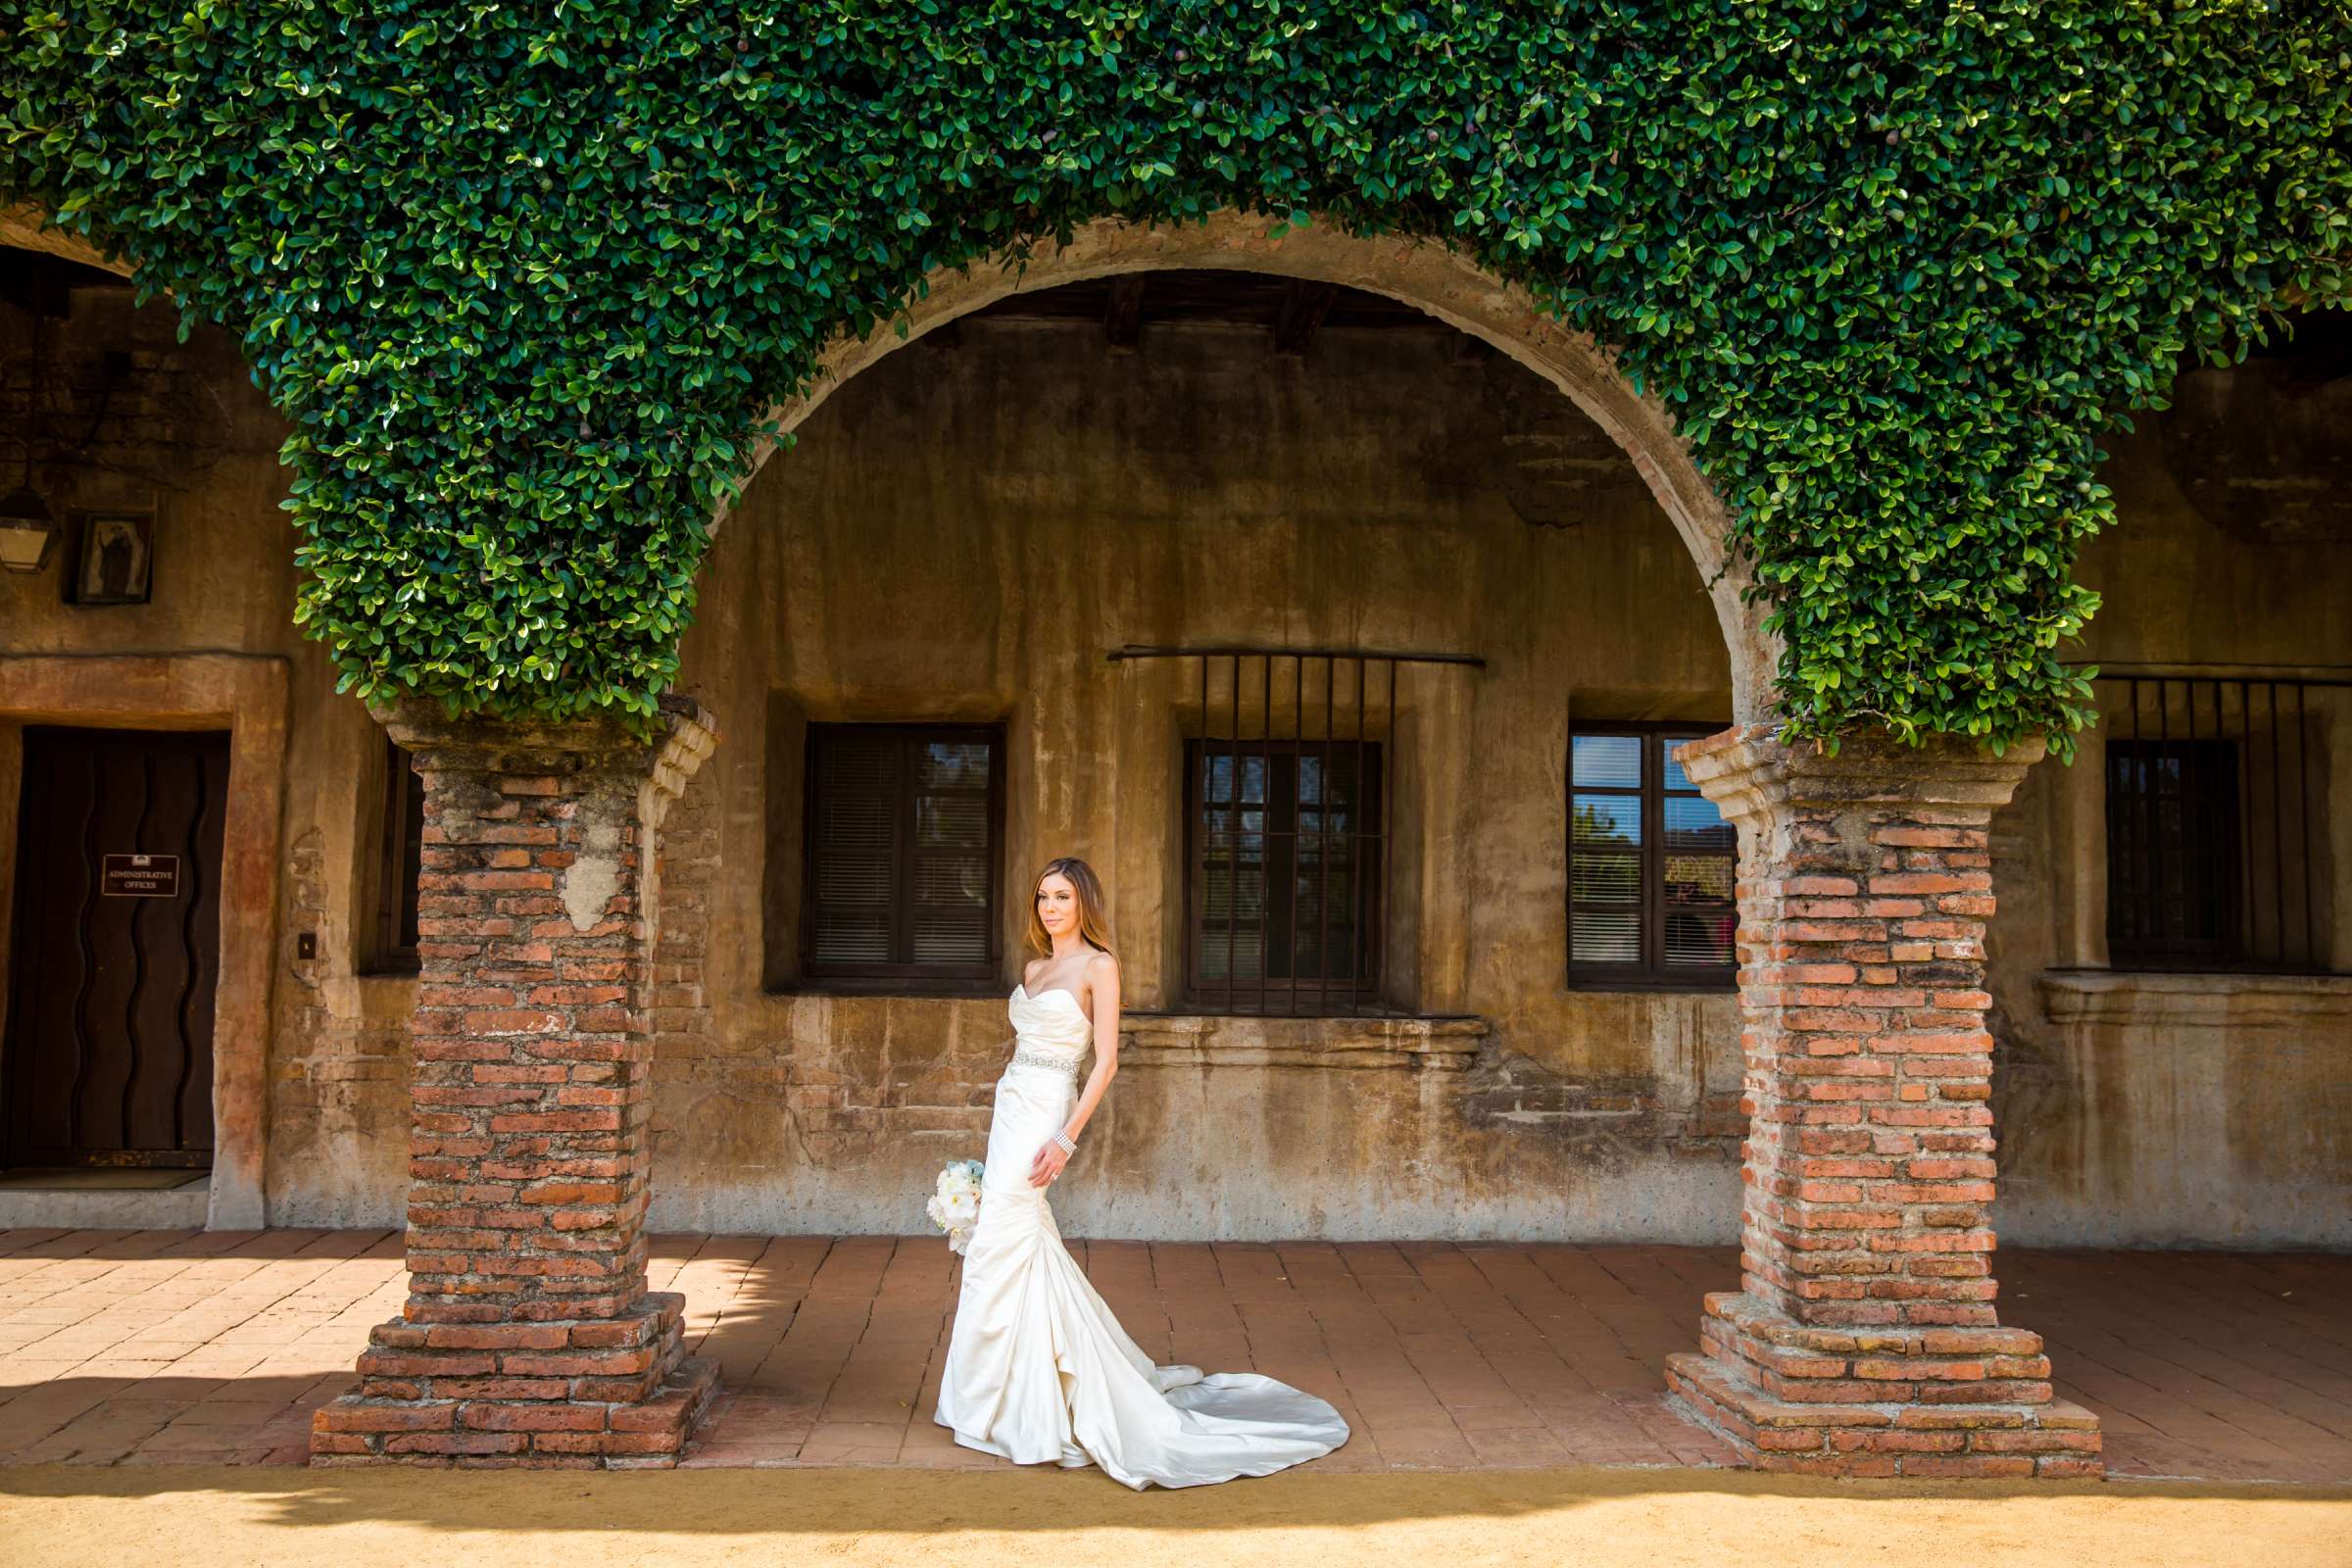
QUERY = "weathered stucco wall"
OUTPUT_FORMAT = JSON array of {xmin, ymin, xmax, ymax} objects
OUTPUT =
[
  {"xmin": 1984, "ymin": 349, "xmax": 2352, "ymax": 1247},
  {"xmin": 648, "ymin": 317, "xmax": 1746, "ymax": 1240},
  {"xmin": 1, "ymin": 257, "xmax": 2345, "ymax": 1246}
]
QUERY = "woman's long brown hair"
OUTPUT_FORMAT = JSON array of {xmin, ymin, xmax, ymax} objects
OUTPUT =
[{"xmin": 1024, "ymin": 857, "xmax": 1115, "ymax": 958}]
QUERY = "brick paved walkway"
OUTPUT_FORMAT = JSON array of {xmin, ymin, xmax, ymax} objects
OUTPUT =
[{"xmin": 1, "ymin": 1229, "xmax": 2346, "ymax": 1482}]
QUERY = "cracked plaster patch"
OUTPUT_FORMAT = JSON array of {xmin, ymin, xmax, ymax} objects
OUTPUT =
[{"xmin": 563, "ymin": 816, "xmax": 624, "ymax": 932}]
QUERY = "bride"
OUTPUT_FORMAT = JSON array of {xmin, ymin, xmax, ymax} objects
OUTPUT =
[{"xmin": 934, "ymin": 856, "xmax": 1351, "ymax": 1488}]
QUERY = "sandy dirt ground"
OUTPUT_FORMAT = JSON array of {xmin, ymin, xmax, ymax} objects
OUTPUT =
[{"xmin": 2, "ymin": 1465, "xmax": 2348, "ymax": 1568}]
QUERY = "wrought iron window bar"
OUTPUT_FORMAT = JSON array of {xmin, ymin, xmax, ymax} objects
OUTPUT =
[
  {"xmin": 1107, "ymin": 645, "xmax": 1484, "ymax": 1018},
  {"xmin": 2092, "ymin": 666, "xmax": 2344, "ymax": 973}
]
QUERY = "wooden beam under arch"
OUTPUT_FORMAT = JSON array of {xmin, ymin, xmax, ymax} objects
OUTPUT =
[
  {"xmin": 1272, "ymin": 280, "xmax": 1337, "ymax": 358},
  {"xmin": 1103, "ymin": 274, "xmax": 1146, "ymax": 352}
]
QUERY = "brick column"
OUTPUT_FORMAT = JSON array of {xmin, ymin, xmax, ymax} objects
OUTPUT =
[
  {"xmin": 1663, "ymin": 727, "xmax": 2102, "ymax": 1479},
  {"xmin": 312, "ymin": 699, "xmax": 719, "ymax": 1468}
]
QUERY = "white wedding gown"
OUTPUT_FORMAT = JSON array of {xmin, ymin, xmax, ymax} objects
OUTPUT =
[{"xmin": 934, "ymin": 983, "xmax": 1350, "ymax": 1488}]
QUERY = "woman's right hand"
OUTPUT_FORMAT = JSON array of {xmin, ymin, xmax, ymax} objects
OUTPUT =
[{"xmin": 1028, "ymin": 1139, "xmax": 1068, "ymax": 1189}]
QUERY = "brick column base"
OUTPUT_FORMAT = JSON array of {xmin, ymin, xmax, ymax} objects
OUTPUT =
[
  {"xmin": 312, "ymin": 700, "xmax": 718, "ymax": 1469},
  {"xmin": 1667, "ymin": 1298, "xmax": 2100, "ymax": 1478},
  {"xmin": 316, "ymin": 1296, "xmax": 715, "ymax": 1467},
  {"xmin": 1662, "ymin": 728, "xmax": 2102, "ymax": 1479}
]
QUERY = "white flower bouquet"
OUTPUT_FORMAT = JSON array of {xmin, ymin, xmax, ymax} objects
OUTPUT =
[{"xmin": 926, "ymin": 1158, "xmax": 984, "ymax": 1254}]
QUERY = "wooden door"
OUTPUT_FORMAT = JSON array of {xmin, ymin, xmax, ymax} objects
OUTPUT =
[{"xmin": 4, "ymin": 727, "xmax": 229, "ymax": 1167}]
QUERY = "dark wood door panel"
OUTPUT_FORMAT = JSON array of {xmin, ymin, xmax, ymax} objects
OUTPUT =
[{"xmin": 5, "ymin": 727, "xmax": 228, "ymax": 1166}]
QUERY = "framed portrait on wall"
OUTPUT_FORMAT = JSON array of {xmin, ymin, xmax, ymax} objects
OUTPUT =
[{"xmin": 68, "ymin": 511, "xmax": 155, "ymax": 606}]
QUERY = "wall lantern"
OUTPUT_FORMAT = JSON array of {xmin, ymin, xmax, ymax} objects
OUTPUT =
[{"xmin": 0, "ymin": 469, "xmax": 59, "ymax": 573}]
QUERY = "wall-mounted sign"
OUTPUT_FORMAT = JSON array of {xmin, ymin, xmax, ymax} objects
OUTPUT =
[{"xmin": 102, "ymin": 854, "xmax": 180, "ymax": 898}]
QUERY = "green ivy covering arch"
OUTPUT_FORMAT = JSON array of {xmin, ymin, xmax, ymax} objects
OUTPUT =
[{"xmin": 4, "ymin": 1, "xmax": 2345, "ymax": 750}]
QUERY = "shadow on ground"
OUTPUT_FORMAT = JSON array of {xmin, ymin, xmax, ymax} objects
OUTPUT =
[{"xmin": 2, "ymin": 1463, "xmax": 2349, "ymax": 1568}]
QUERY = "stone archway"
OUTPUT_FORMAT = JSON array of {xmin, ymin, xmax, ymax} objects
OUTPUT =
[
  {"xmin": 714, "ymin": 215, "xmax": 2101, "ymax": 1479},
  {"xmin": 739, "ymin": 211, "xmax": 1782, "ymax": 725}
]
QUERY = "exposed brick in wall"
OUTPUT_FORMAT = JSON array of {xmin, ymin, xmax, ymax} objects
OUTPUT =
[
  {"xmin": 0, "ymin": 331, "xmax": 245, "ymax": 501},
  {"xmin": 648, "ymin": 761, "xmax": 714, "ymax": 1057},
  {"xmin": 1662, "ymin": 727, "xmax": 2103, "ymax": 1479},
  {"xmin": 646, "ymin": 775, "xmax": 1001, "ymax": 1198},
  {"xmin": 312, "ymin": 700, "xmax": 721, "ymax": 1469},
  {"xmin": 269, "ymin": 827, "xmax": 411, "ymax": 1220}
]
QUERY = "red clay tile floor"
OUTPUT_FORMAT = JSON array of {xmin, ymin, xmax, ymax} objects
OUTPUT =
[{"xmin": 1, "ymin": 1229, "xmax": 2346, "ymax": 1482}]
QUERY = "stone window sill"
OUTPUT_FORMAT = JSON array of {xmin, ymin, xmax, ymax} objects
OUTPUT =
[
  {"xmin": 764, "ymin": 982, "xmax": 1007, "ymax": 1002},
  {"xmin": 1562, "ymin": 979, "xmax": 1740, "ymax": 999},
  {"xmin": 2036, "ymin": 968, "xmax": 2352, "ymax": 1028},
  {"xmin": 1116, "ymin": 1011, "xmax": 1489, "ymax": 1071}
]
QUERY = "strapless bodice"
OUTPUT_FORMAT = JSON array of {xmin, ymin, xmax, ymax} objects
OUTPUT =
[{"xmin": 1006, "ymin": 984, "xmax": 1092, "ymax": 1068}]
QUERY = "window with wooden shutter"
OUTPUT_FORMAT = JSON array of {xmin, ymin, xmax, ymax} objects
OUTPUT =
[
  {"xmin": 801, "ymin": 724, "xmax": 1004, "ymax": 984},
  {"xmin": 1567, "ymin": 725, "xmax": 1737, "ymax": 989},
  {"xmin": 369, "ymin": 735, "xmax": 425, "ymax": 975}
]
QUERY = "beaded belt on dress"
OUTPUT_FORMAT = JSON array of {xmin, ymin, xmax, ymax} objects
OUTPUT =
[{"xmin": 1007, "ymin": 1047, "xmax": 1084, "ymax": 1077}]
